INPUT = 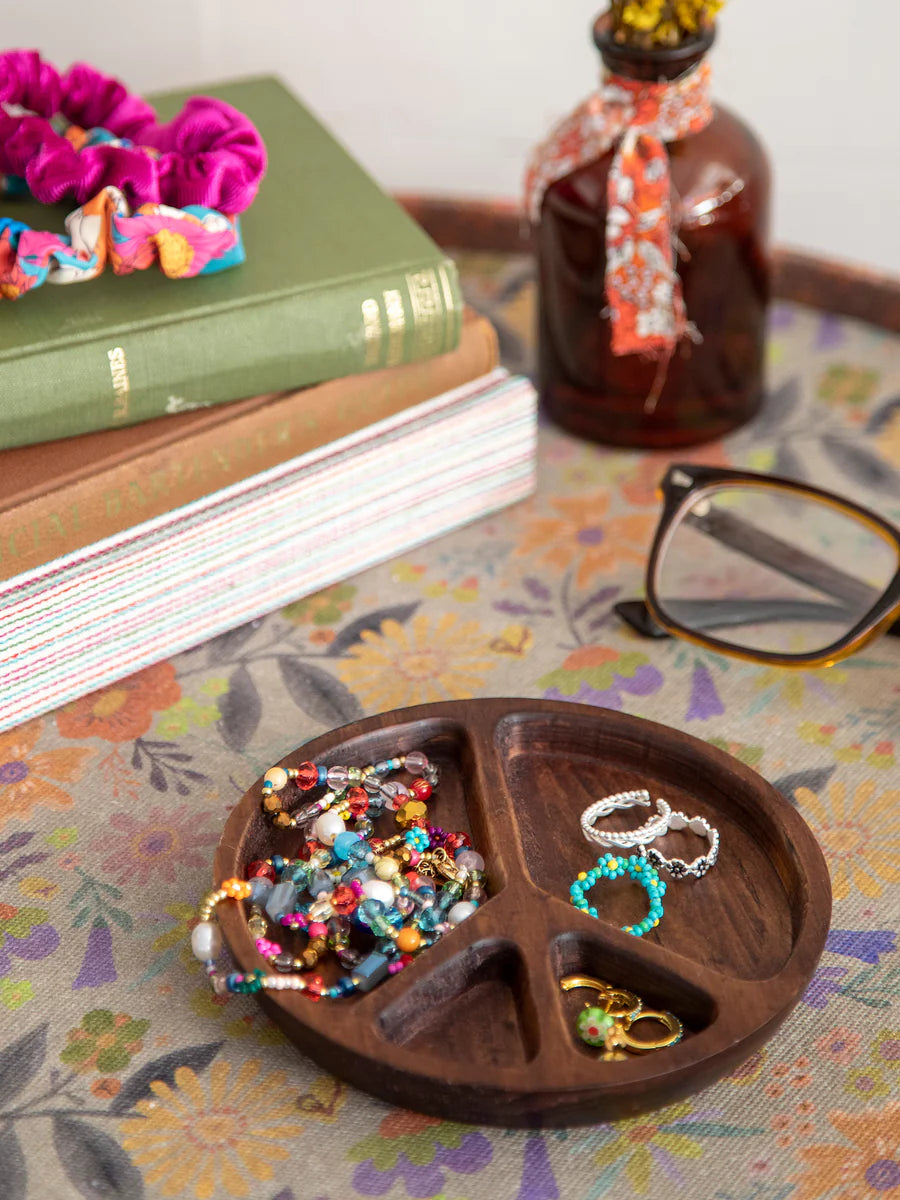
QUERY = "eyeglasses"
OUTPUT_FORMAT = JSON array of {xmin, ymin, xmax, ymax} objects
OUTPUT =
[{"xmin": 615, "ymin": 464, "xmax": 900, "ymax": 668}]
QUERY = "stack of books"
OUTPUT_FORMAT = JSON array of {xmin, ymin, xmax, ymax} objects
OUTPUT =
[{"xmin": 0, "ymin": 78, "xmax": 537, "ymax": 732}]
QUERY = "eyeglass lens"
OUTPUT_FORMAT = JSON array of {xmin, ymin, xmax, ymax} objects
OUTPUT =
[{"xmin": 654, "ymin": 484, "xmax": 899, "ymax": 656}]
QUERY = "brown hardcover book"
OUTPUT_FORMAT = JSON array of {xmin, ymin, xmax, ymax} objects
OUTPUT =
[{"xmin": 0, "ymin": 309, "xmax": 498, "ymax": 583}]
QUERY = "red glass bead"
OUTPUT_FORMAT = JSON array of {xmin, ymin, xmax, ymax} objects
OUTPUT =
[
  {"xmin": 331, "ymin": 885, "xmax": 357, "ymax": 915},
  {"xmin": 409, "ymin": 778, "xmax": 432, "ymax": 801},
  {"xmin": 246, "ymin": 860, "xmax": 275, "ymax": 881},
  {"xmin": 295, "ymin": 761, "xmax": 319, "ymax": 790},
  {"xmin": 306, "ymin": 974, "xmax": 325, "ymax": 997},
  {"xmin": 303, "ymin": 840, "xmax": 325, "ymax": 859},
  {"xmin": 400, "ymin": 954, "xmax": 415, "ymax": 967},
  {"xmin": 346, "ymin": 787, "xmax": 369, "ymax": 817},
  {"xmin": 444, "ymin": 832, "xmax": 471, "ymax": 855}
]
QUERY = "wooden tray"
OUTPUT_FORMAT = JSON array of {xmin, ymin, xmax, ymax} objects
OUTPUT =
[{"xmin": 214, "ymin": 698, "xmax": 831, "ymax": 1127}]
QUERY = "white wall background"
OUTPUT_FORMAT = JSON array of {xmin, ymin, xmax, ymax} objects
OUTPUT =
[{"xmin": 6, "ymin": 1, "xmax": 900, "ymax": 272}]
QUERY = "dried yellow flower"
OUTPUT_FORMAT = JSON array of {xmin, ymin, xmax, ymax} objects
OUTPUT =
[
  {"xmin": 611, "ymin": 0, "xmax": 725, "ymax": 46},
  {"xmin": 622, "ymin": 0, "xmax": 666, "ymax": 32}
]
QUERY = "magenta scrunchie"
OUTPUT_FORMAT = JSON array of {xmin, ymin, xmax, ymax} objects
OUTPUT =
[{"xmin": 0, "ymin": 50, "xmax": 266, "ymax": 212}]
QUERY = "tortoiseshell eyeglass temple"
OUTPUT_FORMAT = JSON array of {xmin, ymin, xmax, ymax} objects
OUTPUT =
[{"xmin": 614, "ymin": 464, "xmax": 900, "ymax": 667}]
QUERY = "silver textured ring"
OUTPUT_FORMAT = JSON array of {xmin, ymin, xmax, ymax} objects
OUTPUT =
[
  {"xmin": 643, "ymin": 811, "xmax": 720, "ymax": 878},
  {"xmin": 580, "ymin": 789, "xmax": 673, "ymax": 849}
]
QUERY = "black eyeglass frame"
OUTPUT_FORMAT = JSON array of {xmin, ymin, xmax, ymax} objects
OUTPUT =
[{"xmin": 622, "ymin": 463, "xmax": 900, "ymax": 668}]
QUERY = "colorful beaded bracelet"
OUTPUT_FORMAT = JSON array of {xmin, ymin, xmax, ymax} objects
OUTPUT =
[
  {"xmin": 0, "ymin": 183, "xmax": 243, "ymax": 300},
  {"xmin": 0, "ymin": 50, "xmax": 266, "ymax": 212},
  {"xmin": 191, "ymin": 750, "xmax": 488, "ymax": 999},
  {"xmin": 569, "ymin": 852, "xmax": 666, "ymax": 937},
  {"xmin": 258, "ymin": 751, "xmax": 439, "ymax": 831}
]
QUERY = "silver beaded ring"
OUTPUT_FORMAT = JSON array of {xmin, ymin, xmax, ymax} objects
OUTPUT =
[
  {"xmin": 642, "ymin": 811, "xmax": 719, "ymax": 879},
  {"xmin": 580, "ymin": 789, "xmax": 673, "ymax": 849}
]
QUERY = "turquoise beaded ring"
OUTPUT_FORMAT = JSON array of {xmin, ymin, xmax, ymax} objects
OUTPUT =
[{"xmin": 569, "ymin": 852, "xmax": 666, "ymax": 937}]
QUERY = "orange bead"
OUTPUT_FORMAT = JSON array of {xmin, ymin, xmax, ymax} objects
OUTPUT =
[{"xmin": 396, "ymin": 927, "xmax": 422, "ymax": 954}]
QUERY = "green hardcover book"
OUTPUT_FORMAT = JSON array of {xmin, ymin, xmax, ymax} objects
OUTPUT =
[{"xmin": 0, "ymin": 77, "xmax": 462, "ymax": 449}]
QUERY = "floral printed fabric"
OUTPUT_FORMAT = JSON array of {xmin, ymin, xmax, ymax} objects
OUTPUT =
[
  {"xmin": 0, "ymin": 251, "xmax": 899, "ymax": 1199},
  {"xmin": 0, "ymin": 175, "xmax": 243, "ymax": 300},
  {"xmin": 524, "ymin": 64, "xmax": 712, "ymax": 357}
]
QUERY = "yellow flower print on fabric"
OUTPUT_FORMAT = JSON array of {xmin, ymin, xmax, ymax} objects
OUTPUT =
[
  {"xmin": 752, "ymin": 664, "xmax": 848, "ymax": 710},
  {"xmin": 120, "ymin": 1059, "xmax": 303, "ymax": 1199},
  {"xmin": 337, "ymin": 613, "xmax": 497, "ymax": 711},
  {"xmin": 793, "ymin": 779, "xmax": 900, "ymax": 900}
]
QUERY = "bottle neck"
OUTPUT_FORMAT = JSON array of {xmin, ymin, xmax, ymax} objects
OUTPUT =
[{"xmin": 593, "ymin": 11, "xmax": 714, "ymax": 83}]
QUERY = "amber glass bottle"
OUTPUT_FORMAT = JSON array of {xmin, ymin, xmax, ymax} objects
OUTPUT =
[{"xmin": 537, "ymin": 15, "xmax": 771, "ymax": 448}]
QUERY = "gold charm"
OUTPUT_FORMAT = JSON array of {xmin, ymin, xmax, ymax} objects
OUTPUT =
[{"xmin": 560, "ymin": 974, "xmax": 683, "ymax": 1056}]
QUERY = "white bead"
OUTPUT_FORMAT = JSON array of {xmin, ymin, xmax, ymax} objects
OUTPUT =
[
  {"xmin": 191, "ymin": 921, "xmax": 222, "ymax": 961},
  {"xmin": 264, "ymin": 767, "xmax": 289, "ymax": 791},
  {"xmin": 313, "ymin": 809, "xmax": 346, "ymax": 845},
  {"xmin": 362, "ymin": 879, "xmax": 395, "ymax": 906},
  {"xmin": 448, "ymin": 901, "xmax": 477, "ymax": 926}
]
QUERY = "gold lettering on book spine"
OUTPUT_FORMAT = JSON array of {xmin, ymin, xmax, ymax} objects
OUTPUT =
[
  {"xmin": 383, "ymin": 289, "xmax": 406, "ymax": 367},
  {"xmin": 107, "ymin": 347, "xmax": 131, "ymax": 422},
  {"xmin": 361, "ymin": 298, "xmax": 382, "ymax": 368},
  {"xmin": 438, "ymin": 261, "xmax": 458, "ymax": 349},
  {"xmin": 406, "ymin": 268, "xmax": 445, "ymax": 360}
]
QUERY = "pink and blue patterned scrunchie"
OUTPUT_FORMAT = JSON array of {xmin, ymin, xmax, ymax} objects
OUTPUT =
[
  {"xmin": 0, "ymin": 52, "xmax": 266, "ymax": 297},
  {"xmin": 0, "ymin": 185, "xmax": 244, "ymax": 300}
]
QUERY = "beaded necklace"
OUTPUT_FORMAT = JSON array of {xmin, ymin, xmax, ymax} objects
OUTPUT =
[{"xmin": 192, "ymin": 751, "xmax": 487, "ymax": 1000}]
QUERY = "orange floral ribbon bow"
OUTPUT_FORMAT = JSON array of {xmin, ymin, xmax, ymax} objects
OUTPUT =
[{"xmin": 524, "ymin": 63, "xmax": 713, "ymax": 360}]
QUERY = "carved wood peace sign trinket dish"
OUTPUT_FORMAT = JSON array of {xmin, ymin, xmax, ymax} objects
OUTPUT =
[{"xmin": 213, "ymin": 698, "xmax": 831, "ymax": 1126}]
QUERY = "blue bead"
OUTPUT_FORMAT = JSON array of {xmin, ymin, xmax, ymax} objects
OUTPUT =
[
  {"xmin": 342, "ymin": 866, "xmax": 374, "ymax": 887},
  {"xmin": 317, "ymin": 765, "xmax": 328, "ymax": 785},
  {"xmin": 353, "ymin": 952, "xmax": 390, "ymax": 992},
  {"xmin": 308, "ymin": 870, "xmax": 333, "ymax": 897},
  {"xmin": 347, "ymin": 840, "xmax": 371, "ymax": 864},
  {"xmin": 271, "ymin": 854, "xmax": 285, "ymax": 875},
  {"xmin": 225, "ymin": 973, "xmax": 240, "ymax": 992},
  {"xmin": 418, "ymin": 908, "xmax": 441, "ymax": 932},
  {"xmin": 333, "ymin": 831, "xmax": 362, "ymax": 861},
  {"xmin": 359, "ymin": 898, "xmax": 386, "ymax": 927},
  {"xmin": 265, "ymin": 880, "xmax": 297, "ymax": 922},
  {"xmin": 248, "ymin": 876, "xmax": 273, "ymax": 903}
]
